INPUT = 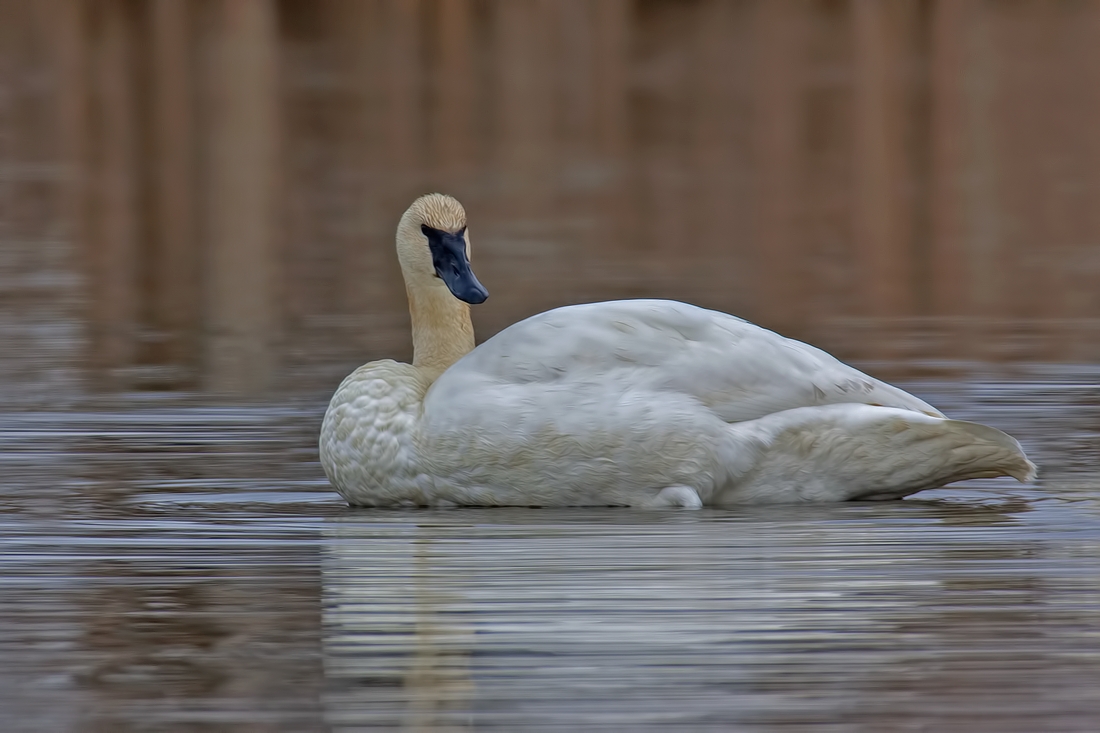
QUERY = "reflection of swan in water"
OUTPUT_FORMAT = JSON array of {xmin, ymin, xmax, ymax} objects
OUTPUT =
[
  {"xmin": 321, "ymin": 518, "xmax": 474, "ymax": 731},
  {"xmin": 318, "ymin": 503, "xmax": 1057, "ymax": 730},
  {"xmin": 403, "ymin": 545, "xmax": 475, "ymax": 732}
]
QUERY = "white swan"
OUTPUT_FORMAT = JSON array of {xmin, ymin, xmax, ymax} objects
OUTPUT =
[{"xmin": 320, "ymin": 194, "xmax": 1036, "ymax": 507}]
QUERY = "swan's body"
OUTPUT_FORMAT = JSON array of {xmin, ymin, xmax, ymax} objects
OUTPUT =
[{"xmin": 320, "ymin": 195, "xmax": 1035, "ymax": 507}]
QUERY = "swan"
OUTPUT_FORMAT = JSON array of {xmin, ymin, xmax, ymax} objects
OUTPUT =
[{"xmin": 319, "ymin": 194, "xmax": 1035, "ymax": 507}]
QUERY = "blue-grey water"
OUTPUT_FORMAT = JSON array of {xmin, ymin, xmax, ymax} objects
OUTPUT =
[{"xmin": 2, "ymin": 365, "xmax": 1099, "ymax": 732}]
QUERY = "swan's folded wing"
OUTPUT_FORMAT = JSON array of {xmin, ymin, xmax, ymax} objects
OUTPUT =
[{"xmin": 443, "ymin": 299, "xmax": 942, "ymax": 422}]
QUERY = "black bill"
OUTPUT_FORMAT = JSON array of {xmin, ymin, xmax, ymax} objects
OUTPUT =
[{"xmin": 422, "ymin": 224, "xmax": 489, "ymax": 304}]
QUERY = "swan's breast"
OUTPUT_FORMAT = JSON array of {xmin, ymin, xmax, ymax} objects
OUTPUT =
[{"xmin": 319, "ymin": 360, "xmax": 430, "ymax": 505}]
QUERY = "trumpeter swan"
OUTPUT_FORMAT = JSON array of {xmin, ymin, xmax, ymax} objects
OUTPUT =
[{"xmin": 319, "ymin": 194, "xmax": 1035, "ymax": 507}]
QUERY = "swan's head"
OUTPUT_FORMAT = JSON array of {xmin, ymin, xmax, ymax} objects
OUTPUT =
[{"xmin": 396, "ymin": 193, "xmax": 488, "ymax": 305}]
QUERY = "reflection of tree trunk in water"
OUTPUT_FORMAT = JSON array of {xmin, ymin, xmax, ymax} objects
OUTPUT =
[
  {"xmin": 86, "ymin": 0, "xmax": 140, "ymax": 386},
  {"xmin": 149, "ymin": 0, "xmax": 199, "ymax": 384},
  {"xmin": 202, "ymin": 0, "xmax": 280, "ymax": 396},
  {"xmin": 852, "ymin": 0, "xmax": 916, "ymax": 322},
  {"xmin": 750, "ymin": 0, "xmax": 804, "ymax": 334},
  {"xmin": 405, "ymin": 536, "xmax": 474, "ymax": 732}
]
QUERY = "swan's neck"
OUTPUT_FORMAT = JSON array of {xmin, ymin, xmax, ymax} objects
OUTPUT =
[{"xmin": 407, "ymin": 283, "xmax": 475, "ymax": 379}]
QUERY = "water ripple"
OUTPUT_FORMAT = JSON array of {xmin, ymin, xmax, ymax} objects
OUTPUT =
[{"xmin": 1, "ymin": 367, "xmax": 1098, "ymax": 731}]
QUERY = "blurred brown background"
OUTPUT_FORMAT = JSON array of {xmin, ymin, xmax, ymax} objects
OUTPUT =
[{"xmin": 2, "ymin": 0, "xmax": 1098, "ymax": 402}]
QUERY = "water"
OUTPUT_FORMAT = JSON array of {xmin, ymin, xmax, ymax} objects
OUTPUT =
[
  {"xmin": 5, "ymin": 1, "xmax": 1100, "ymax": 727},
  {"xmin": 2, "ymin": 366, "xmax": 1100, "ymax": 732}
]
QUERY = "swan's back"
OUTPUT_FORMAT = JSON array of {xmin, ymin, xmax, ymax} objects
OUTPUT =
[{"xmin": 431, "ymin": 299, "xmax": 939, "ymax": 422}]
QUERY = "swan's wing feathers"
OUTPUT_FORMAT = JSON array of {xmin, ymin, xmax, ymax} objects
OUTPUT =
[
  {"xmin": 452, "ymin": 300, "xmax": 941, "ymax": 421},
  {"xmin": 659, "ymin": 326, "xmax": 943, "ymax": 421},
  {"xmin": 476, "ymin": 300, "xmax": 719, "ymax": 377},
  {"xmin": 720, "ymin": 405, "xmax": 1035, "ymax": 503}
]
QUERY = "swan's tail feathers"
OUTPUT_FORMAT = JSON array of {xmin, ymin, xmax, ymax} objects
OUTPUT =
[
  {"xmin": 719, "ymin": 405, "xmax": 1037, "ymax": 504},
  {"xmin": 945, "ymin": 419, "xmax": 1037, "ymax": 484}
]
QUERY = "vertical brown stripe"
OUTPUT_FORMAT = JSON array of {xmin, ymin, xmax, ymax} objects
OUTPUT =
[
  {"xmin": 752, "ymin": 0, "xmax": 804, "ymax": 331},
  {"xmin": 88, "ymin": 0, "xmax": 140, "ymax": 382},
  {"xmin": 203, "ymin": 0, "xmax": 280, "ymax": 395},
  {"xmin": 150, "ymin": 0, "xmax": 197, "ymax": 380},
  {"xmin": 853, "ymin": 0, "xmax": 914, "ymax": 318}
]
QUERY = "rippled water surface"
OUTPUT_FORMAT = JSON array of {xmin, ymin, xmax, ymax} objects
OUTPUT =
[{"xmin": 3, "ymin": 365, "xmax": 1100, "ymax": 732}]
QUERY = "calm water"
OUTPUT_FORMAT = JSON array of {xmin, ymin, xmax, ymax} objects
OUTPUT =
[{"xmin": 2, "ymin": 364, "xmax": 1100, "ymax": 732}]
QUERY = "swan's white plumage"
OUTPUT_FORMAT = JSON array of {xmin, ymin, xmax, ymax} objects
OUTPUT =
[
  {"xmin": 321, "ymin": 360, "xmax": 432, "ymax": 505},
  {"xmin": 319, "ymin": 194, "xmax": 1036, "ymax": 507},
  {"xmin": 435, "ymin": 300, "xmax": 943, "ymax": 422}
]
